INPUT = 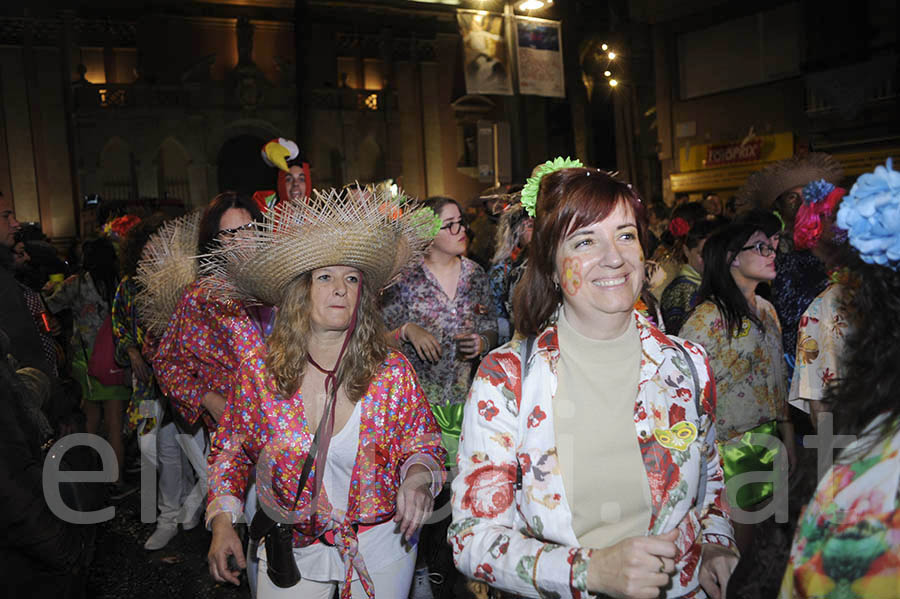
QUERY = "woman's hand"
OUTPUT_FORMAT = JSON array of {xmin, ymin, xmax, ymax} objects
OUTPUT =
[
  {"xmin": 587, "ymin": 529, "xmax": 679, "ymax": 599},
  {"xmin": 698, "ymin": 543, "xmax": 739, "ymax": 599},
  {"xmin": 208, "ymin": 513, "xmax": 246, "ymax": 586},
  {"xmin": 453, "ymin": 332, "xmax": 484, "ymax": 361},
  {"xmin": 405, "ymin": 323, "xmax": 442, "ymax": 364},
  {"xmin": 127, "ymin": 347, "xmax": 152, "ymax": 383},
  {"xmin": 394, "ymin": 465, "xmax": 434, "ymax": 543},
  {"xmin": 201, "ymin": 391, "xmax": 228, "ymax": 423}
]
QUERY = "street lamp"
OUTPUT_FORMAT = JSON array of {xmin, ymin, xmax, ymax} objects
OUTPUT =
[
  {"xmin": 518, "ymin": 0, "xmax": 545, "ymax": 9},
  {"xmin": 609, "ymin": 79, "xmax": 618, "ymax": 87},
  {"xmin": 608, "ymin": 51, "xmax": 616, "ymax": 60}
]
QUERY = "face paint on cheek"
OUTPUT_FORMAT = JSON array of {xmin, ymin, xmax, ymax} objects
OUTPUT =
[{"xmin": 560, "ymin": 256, "xmax": 583, "ymax": 296}]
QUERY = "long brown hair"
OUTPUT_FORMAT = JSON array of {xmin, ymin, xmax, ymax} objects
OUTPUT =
[
  {"xmin": 265, "ymin": 272, "xmax": 389, "ymax": 402},
  {"xmin": 512, "ymin": 167, "xmax": 647, "ymax": 335}
]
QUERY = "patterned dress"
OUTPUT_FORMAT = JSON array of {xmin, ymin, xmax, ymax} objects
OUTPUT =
[
  {"xmin": 788, "ymin": 279, "xmax": 857, "ymax": 414},
  {"xmin": 153, "ymin": 280, "xmax": 267, "ymax": 431},
  {"xmin": 488, "ymin": 251, "xmax": 527, "ymax": 345},
  {"xmin": 660, "ymin": 263, "xmax": 702, "ymax": 336},
  {"xmin": 449, "ymin": 312, "xmax": 736, "ymax": 598},
  {"xmin": 780, "ymin": 416, "xmax": 900, "ymax": 599},
  {"xmin": 382, "ymin": 257, "xmax": 496, "ymax": 465},
  {"xmin": 111, "ymin": 276, "xmax": 157, "ymax": 433},
  {"xmin": 680, "ymin": 298, "xmax": 789, "ymax": 443},
  {"xmin": 207, "ymin": 347, "xmax": 446, "ymax": 599}
]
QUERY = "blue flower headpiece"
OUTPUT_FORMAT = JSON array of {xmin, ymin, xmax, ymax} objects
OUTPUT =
[
  {"xmin": 802, "ymin": 179, "xmax": 836, "ymax": 205},
  {"xmin": 836, "ymin": 158, "xmax": 900, "ymax": 268}
]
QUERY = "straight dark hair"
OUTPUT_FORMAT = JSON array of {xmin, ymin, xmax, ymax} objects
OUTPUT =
[
  {"xmin": 513, "ymin": 167, "xmax": 647, "ymax": 336},
  {"xmin": 694, "ymin": 223, "xmax": 765, "ymax": 338},
  {"xmin": 198, "ymin": 191, "xmax": 263, "ymax": 254}
]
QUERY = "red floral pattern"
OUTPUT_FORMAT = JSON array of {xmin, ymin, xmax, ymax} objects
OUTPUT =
[{"xmin": 460, "ymin": 463, "xmax": 517, "ymax": 519}]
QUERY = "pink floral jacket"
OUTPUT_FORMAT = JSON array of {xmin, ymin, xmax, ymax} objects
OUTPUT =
[
  {"xmin": 208, "ymin": 346, "xmax": 446, "ymax": 594},
  {"xmin": 153, "ymin": 281, "xmax": 265, "ymax": 429},
  {"xmin": 450, "ymin": 312, "xmax": 736, "ymax": 598}
]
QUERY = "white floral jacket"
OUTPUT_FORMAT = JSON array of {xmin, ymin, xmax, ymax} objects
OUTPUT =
[{"xmin": 449, "ymin": 312, "xmax": 736, "ymax": 598}]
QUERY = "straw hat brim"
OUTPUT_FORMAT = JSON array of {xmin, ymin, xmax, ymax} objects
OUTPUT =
[
  {"xmin": 736, "ymin": 153, "xmax": 843, "ymax": 210},
  {"xmin": 135, "ymin": 211, "xmax": 201, "ymax": 336},
  {"xmin": 205, "ymin": 189, "xmax": 434, "ymax": 306}
]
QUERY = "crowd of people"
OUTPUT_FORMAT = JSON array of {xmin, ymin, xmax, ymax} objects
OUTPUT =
[{"xmin": 2, "ymin": 136, "xmax": 900, "ymax": 599}]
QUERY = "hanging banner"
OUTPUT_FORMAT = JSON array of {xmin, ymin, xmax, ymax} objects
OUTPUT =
[
  {"xmin": 457, "ymin": 10, "xmax": 514, "ymax": 96},
  {"xmin": 515, "ymin": 16, "xmax": 565, "ymax": 98}
]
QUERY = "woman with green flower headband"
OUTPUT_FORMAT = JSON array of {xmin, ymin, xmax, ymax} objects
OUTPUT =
[
  {"xmin": 781, "ymin": 159, "xmax": 900, "ymax": 598},
  {"xmin": 451, "ymin": 159, "xmax": 737, "ymax": 599}
]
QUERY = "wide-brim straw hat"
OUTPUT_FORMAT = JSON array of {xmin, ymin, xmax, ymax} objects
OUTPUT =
[
  {"xmin": 135, "ymin": 211, "xmax": 201, "ymax": 336},
  {"xmin": 736, "ymin": 152, "xmax": 843, "ymax": 210},
  {"xmin": 203, "ymin": 187, "xmax": 440, "ymax": 306}
]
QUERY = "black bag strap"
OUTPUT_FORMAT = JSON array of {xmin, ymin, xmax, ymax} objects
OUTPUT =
[
  {"xmin": 514, "ymin": 335, "xmax": 535, "ymax": 490},
  {"xmin": 249, "ymin": 389, "xmax": 336, "ymax": 541}
]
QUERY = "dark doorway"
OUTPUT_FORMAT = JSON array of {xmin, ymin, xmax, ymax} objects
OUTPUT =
[{"xmin": 217, "ymin": 134, "xmax": 273, "ymax": 195}]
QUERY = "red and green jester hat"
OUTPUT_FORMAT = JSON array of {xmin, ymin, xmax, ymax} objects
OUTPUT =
[{"xmin": 253, "ymin": 137, "xmax": 311, "ymax": 214}]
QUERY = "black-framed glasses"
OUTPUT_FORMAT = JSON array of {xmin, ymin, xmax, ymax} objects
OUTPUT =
[
  {"xmin": 440, "ymin": 220, "xmax": 467, "ymax": 235},
  {"xmin": 217, "ymin": 222, "xmax": 255, "ymax": 237},
  {"xmin": 741, "ymin": 241, "xmax": 776, "ymax": 257}
]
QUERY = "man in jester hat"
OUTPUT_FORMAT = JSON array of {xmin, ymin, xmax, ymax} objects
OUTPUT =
[{"xmin": 253, "ymin": 137, "xmax": 312, "ymax": 214}]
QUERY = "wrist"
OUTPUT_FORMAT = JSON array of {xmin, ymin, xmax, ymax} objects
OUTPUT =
[
  {"xmin": 400, "ymin": 322, "xmax": 410, "ymax": 342},
  {"xmin": 478, "ymin": 334, "xmax": 489, "ymax": 355}
]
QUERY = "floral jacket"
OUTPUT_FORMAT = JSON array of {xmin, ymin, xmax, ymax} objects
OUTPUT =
[
  {"xmin": 208, "ymin": 347, "xmax": 446, "ymax": 596},
  {"xmin": 780, "ymin": 416, "xmax": 900, "ymax": 598},
  {"xmin": 450, "ymin": 312, "xmax": 736, "ymax": 599},
  {"xmin": 153, "ymin": 280, "xmax": 265, "ymax": 430}
]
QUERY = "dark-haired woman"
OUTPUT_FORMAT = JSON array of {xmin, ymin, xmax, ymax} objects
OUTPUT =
[
  {"xmin": 660, "ymin": 218, "xmax": 724, "ymax": 335},
  {"xmin": 44, "ymin": 236, "xmax": 131, "ymax": 486},
  {"xmin": 153, "ymin": 193, "xmax": 267, "ymax": 573},
  {"xmin": 780, "ymin": 159, "xmax": 900, "ymax": 598},
  {"xmin": 451, "ymin": 163, "xmax": 737, "ymax": 599},
  {"xmin": 382, "ymin": 195, "xmax": 497, "ymax": 467},
  {"xmin": 154, "ymin": 192, "xmax": 265, "ymax": 431},
  {"xmin": 680, "ymin": 223, "xmax": 796, "ymax": 556}
]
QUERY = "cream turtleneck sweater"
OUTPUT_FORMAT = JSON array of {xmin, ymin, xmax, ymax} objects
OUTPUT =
[{"xmin": 554, "ymin": 308, "xmax": 652, "ymax": 548}]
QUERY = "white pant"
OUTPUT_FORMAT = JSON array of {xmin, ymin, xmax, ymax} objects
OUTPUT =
[
  {"xmin": 140, "ymin": 418, "xmax": 208, "ymax": 527},
  {"xmin": 256, "ymin": 542, "xmax": 417, "ymax": 599}
]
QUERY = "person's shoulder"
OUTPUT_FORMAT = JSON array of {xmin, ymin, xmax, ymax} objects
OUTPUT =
[{"xmin": 461, "ymin": 255, "xmax": 487, "ymax": 275}]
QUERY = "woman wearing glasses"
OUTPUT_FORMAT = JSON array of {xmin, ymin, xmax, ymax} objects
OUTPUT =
[
  {"xmin": 382, "ymin": 195, "xmax": 496, "ymax": 597},
  {"xmin": 680, "ymin": 223, "xmax": 796, "ymax": 558}
]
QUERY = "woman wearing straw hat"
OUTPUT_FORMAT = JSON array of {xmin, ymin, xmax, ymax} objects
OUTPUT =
[
  {"xmin": 450, "ymin": 159, "xmax": 737, "ymax": 599},
  {"xmin": 206, "ymin": 189, "xmax": 447, "ymax": 599}
]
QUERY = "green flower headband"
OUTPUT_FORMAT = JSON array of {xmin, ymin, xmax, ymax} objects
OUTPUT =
[
  {"xmin": 521, "ymin": 156, "xmax": 584, "ymax": 217},
  {"xmin": 410, "ymin": 206, "xmax": 443, "ymax": 238}
]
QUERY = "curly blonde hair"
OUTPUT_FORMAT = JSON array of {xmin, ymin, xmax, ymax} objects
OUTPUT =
[{"xmin": 265, "ymin": 272, "xmax": 389, "ymax": 402}]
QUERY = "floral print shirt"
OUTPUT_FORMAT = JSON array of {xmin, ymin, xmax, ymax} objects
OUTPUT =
[
  {"xmin": 382, "ymin": 256, "xmax": 496, "ymax": 407},
  {"xmin": 153, "ymin": 280, "xmax": 266, "ymax": 430},
  {"xmin": 449, "ymin": 312, "xmax": 736, "ymax": 599},
  {"xmin": 772, "ymin": 250, "xmax": 828, "ymax": 380},
  {"xmin": 207, "ymin": 347, "xmax": 446, "ymax": 597},
  {"xmin": 680, "ymin": 298, "xmax": 789, "ymax": 443},
  {"xmin": 780, "ymin": 416, "xmax": 900, "ymax": 599},
  {"xmin": 788, "ymin": 282, "xmax": 856, "ymax": 414}
]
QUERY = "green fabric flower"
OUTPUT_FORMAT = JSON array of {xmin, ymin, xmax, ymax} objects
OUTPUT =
[{"xmin": 521, "ymin": 156, "xmax": 584, "ymax": 217}]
